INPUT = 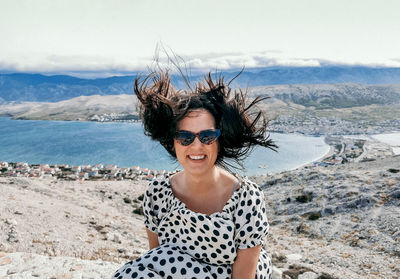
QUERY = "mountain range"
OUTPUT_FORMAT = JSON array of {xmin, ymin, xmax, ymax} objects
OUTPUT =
[{"xmin": 1, "ymin": 66, "xmax": 400, "ymax": 103}]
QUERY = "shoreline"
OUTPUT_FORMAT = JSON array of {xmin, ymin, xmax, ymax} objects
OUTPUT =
[
  {"xmin": 252, "ymin": 133, "xmax": 398, "ymax": 181},
  {"xmin": 3, "ymin": 132, "xmax": 396, "ymax": 181},
  {"xmin": 288, "ymin": 141, "xmax": 334, "ymax": 173},
  {"xmin": 0, "ymin": 136, "xmax": 332, "ymax": 180}
]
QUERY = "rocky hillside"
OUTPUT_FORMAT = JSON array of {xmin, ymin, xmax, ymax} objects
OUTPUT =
[
  {"xmin": 250, "ymin": 83, "xmax": 400, "ymax": 108},
  {"xmin": 0, "ymin": 94, "xmax": 138, "ymax": 121},
  {"xmin": 250, "ymin": 143, "xmax": 400, "ymax": 278},
  {"xmin": 2, "ymin": 83, "xmax": 400, "ymax": 124}
]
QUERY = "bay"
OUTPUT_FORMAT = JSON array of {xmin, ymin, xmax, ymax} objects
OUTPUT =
[{"xmin": 0, "ymin": 117, "xmax": 329, "ymax": 175}]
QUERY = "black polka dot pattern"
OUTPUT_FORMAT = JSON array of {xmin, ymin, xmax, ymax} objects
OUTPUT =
[{"xmin": 112, "ymin": 177, "xmax": 272, "ymax": 279}]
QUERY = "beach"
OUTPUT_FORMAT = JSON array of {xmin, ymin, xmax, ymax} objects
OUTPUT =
[
  {"xmin": 372, "ymin": 132, "xmax": 400, "ymax": 155},
  {"xmin": 1, "ymin": 136, "xmax": 399, "ymax": 279}
]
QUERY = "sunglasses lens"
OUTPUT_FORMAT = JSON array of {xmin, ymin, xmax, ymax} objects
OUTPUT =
[
  {"xmin": 199, "ymin": 130, "xmax": 219, "ymax": 144},
  {"xmin": 175, "ymin": 131, "xmax": 195, "ymax": 146}
]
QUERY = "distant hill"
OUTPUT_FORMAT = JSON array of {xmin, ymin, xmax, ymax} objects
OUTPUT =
[
  {"xmin": 1, "ymin": 66, "xmax": 400, "ymax": 102},
  {"xmin": 0, "ymin": 94, "xmax": 137, "ymax": 121},
  {"xmin": 228, "ymin": 66, "xmax": 400, "ymax": 87},
  {"xmin": 250, "ymin": 83, "xmax": 400, "ymax": 108},
  {"xmin": 0, "ymin": 73, "xmax": 135, "ymax": 102}
]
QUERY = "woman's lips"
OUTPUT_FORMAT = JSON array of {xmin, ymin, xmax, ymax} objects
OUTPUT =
[{"xmin": 187, "ymin": 155, "xmax": 206, "ymax": 160}]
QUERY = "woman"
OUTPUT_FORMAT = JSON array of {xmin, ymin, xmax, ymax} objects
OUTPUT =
[{"xmin": 112, "ymin": 71, "xmax": 277, "ymax": 279}]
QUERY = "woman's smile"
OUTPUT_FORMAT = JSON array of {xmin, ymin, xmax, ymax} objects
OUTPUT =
[{"xmin": 187, "ymin": 154, "xmax": 206, "ymax": 160}]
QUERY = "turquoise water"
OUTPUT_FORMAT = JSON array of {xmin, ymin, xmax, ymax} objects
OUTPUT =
[{"xmin": 0, "ymin": 117, "xmax": 329, "ymax": 175}]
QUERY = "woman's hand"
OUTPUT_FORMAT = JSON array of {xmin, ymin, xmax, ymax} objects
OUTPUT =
[
  {"xmin": 146, "ymin": 228, "xmax": 159, "ymax": 250},
  {"xmin": 232, "ymin": 245, "xmax": 262, "ymax": 279}
]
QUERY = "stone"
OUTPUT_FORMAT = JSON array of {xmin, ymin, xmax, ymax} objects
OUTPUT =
[
  {"xmin": 6, "ymin": 268, "xmax": 18, "ymax": 275},
  {"xmin": 0, "ymin": 256, "xmax": 11, "ymax": 266},
  {"xmin": 298, "ymin": 271, "xmax": 319, "ymax": 279},
  {"xmin": 51, "ymin": 274, "xmax": 72, "ymax": 279},
  {"xmin": 7, "ymin": 231, "xmax": 19, "ymax": 243},
  {"xmin": 5, "ymin": 219, "xmax": 17, "ymax": 226},
  {"xmin": 283, "ymin": 265, "xmax": 314, "ymax": 279},
  {"xmin": 271, "ymin": 266, "xmax": 283, "ymax": 279},
  {"xmin": 112, "ymin": 233, "xmax": 122, "ymax": 243},
  {"xmin": 390, "ymin": 190, "xmax": 400, "ymax": 199},
  {"xmin": 70, "ymin": 264, "xmax": 84, "ymax": 271},
  {"xmin": 123, "ymin": 197, "xmax": 132, "ymax": 204},
  {"xmin": 296, "ymin": 223, "xmax": 312, "ymax": 235},
  {"xmin": 286, "ymin": 253, "xmax": 303, "ymax": 261}
]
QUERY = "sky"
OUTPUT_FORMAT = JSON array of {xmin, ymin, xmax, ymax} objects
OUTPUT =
[{"xmin": 1, "ymin": 0, "xmax": 400, "ymax": 77}]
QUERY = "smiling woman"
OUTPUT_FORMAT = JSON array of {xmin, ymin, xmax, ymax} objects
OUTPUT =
[{"xmin": 112, "ymin": 70, "xmax": 277, "ymax": 279}]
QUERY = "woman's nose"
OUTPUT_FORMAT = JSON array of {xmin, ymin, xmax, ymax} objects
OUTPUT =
[{"xmin": 192, "ymin": 136, "xmax": 203, "ymax": 146}]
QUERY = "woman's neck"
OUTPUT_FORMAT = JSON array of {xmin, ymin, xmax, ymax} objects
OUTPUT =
[{"xmin": 182, "ymin": 166, "xmax": 221, "ymax": 194}]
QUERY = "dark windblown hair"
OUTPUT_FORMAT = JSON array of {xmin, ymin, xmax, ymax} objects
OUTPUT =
[{"xmin": 134, "ymin": 70, "xmax": 277, "ymax": 171}]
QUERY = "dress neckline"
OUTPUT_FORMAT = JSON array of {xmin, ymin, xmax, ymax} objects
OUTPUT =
[{"xmin": 166, "ymin": 176, "xmax": 241, "ymax": 217}]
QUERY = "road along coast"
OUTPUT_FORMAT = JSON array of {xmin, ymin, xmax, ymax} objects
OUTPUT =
[{"xmin": 1, "ymin": 136, "xmax": 399, "ymax": 278}]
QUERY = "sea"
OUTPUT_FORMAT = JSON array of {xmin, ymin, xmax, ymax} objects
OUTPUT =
[{"xmin": 0, "ymin": 117, "xmax": 330, "ymax": 176}]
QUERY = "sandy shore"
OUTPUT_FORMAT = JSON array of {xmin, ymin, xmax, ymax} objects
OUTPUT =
[{"xmin": 1, "ymin": 137, "xmax": 399, "ymax": 279}]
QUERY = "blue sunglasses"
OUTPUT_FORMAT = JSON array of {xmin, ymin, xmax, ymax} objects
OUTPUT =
[{"xmin": 174, "ymin": 129, "xmax": 221, "ymax": 146}]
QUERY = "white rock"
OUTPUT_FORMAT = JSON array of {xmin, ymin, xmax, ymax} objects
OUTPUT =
[
  {"xmin": 298, "ymin": 271, "xmax": 319, "ymax": 279},
  {"xmin": 6, "ymin": 219, "xmax": 18, "ymax": 226},
  {"xmin": 112, "ymin": 233, "xmax": 122, "ymax": 243},
  {"xmin": 286, "ymin": 253, "xmax": 303, "ymax": 261},
  {"xmin": 271, "ymin": 266, "xmax": 283, "ymax": 279}
]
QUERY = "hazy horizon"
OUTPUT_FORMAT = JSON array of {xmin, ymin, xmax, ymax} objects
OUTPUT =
[{"xmin": 2, "ymin": 64, "xmax": 400, "ymax": 80}]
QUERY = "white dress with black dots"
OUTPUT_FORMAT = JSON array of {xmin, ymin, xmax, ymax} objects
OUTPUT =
[{"xmin": 112, "ymin": 177, "xmax": 272, "ymax": 279}]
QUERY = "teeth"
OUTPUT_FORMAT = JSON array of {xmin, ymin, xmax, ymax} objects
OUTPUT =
[{"xmin": 189, "ymin": 155, "xmax": 205, "ymax": 160}]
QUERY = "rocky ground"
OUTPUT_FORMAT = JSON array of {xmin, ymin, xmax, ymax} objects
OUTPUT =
[
  {"xmin": 0, "ymin": 179, "xmax": 148, "ymax": 278},
  {"xmin": 252, "ymin": 153, "xmax": 400, "ymax": 279},
  {"xmin": 1, "ymin": 138, "xmax": 399, "ymax": 279}
]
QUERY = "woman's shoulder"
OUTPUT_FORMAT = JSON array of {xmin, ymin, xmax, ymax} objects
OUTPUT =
[
  {"xmin": 231, "ymin": 177, "xmax": 265, "ymax": 207},
  {"xmin": 237, "ymin": 177, "xmax": 263, "ymax": 194},
  {"xmin": 145, "ymin": 176, "xmax": 171, "ymax": 196}
]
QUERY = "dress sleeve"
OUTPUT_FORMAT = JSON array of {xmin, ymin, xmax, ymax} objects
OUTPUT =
[
  {"xmin": 142, "ymin": 180, "xmax": 162, "ymax": 233},
  {"xmin": 233, "ymin": 181, "xmax": 269, "ymax": 250}
]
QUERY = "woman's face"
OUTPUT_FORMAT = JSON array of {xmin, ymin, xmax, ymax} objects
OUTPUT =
[{"xmin": 174, "ymin": 109, "xmax": 219, "ymax": 176}]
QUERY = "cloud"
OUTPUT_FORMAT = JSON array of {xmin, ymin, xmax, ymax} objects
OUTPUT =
[
  {"xmin": 0, "ymin": 54, "xmax": 148, "ymax": 73},
  {"xmin": 1, "ymin": 51, "xmax": 399, "ymax": 77}
]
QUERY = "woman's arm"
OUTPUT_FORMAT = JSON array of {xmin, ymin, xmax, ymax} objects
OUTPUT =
[
  {"xmin": 232, "ymin": 245, "xmax": 262, "ymax": 279},
  {"xmin": 146, "ymin": 228, "xmax": 159, "ymax": 250}
]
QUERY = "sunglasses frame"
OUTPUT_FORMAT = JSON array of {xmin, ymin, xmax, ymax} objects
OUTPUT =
[{"xmin": 174, "ymin": 129, "xmax": 221, "ymax": 146}]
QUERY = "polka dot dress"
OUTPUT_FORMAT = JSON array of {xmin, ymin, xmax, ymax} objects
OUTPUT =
[{"xmin": 112, "ymin": 177, "xmax": 272, "ymax": 279}]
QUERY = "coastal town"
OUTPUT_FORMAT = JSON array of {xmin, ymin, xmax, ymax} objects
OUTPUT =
[
  {"xmin": 88, "ymin": 113, "xmax": 139, "ymax": 123},
  {"xmin": 87, "ymin": 112, "xmax": 400, "ymax": 136},
  {"xmin": 269, "ymin": 115, "xmax": 400, "ymax": 136},
  {"xmin": 0, "ymin": 162, "xmax": 167, "ymax": 181}
]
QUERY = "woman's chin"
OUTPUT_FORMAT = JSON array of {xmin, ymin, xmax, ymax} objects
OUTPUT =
[{"xmin": 180, "ymin": 156, "xmax": 216, "ymax": 175}]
